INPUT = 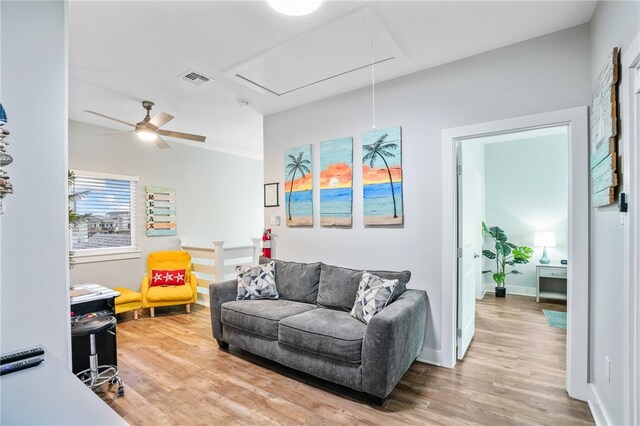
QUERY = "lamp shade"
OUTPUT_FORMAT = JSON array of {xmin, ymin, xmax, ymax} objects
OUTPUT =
[
  {"xmin": 534, "ymin": 232, "xmax": 556, "ymax": 247},
  {"xmin": 135, "ymin": 128, "xmax": 158, "ymax": 141}
]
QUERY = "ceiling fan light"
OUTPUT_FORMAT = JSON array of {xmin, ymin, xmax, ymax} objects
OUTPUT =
[
  {"xmin": 267, "ymin": 0, "xmax": 323, "ymax": 16},
  {"xmin": 136, "ymin": 129, "xmax": 158, "ymax": 141}
]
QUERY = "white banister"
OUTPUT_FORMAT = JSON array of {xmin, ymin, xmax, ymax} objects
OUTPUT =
[
  {"xmin": 180, "ymin": 238, "xmax": 260, "ymax": 306},
  {"xmin": 251, "ymin": 238, "xmax": 261, "ymax": 264},
  {"xmin": 212, "ymin": 241, "xmax": 224, "ymax": 283}
]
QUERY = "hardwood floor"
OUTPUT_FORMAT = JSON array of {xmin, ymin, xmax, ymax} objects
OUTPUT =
[{"xmin": 98, "ymin": 294, "xmax": 593, "ymax": 425}]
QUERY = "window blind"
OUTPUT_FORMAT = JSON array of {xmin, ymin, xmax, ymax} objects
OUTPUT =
[{"xmin": 70, "ymin": 172, "xmax": 138, "ymax": 251}]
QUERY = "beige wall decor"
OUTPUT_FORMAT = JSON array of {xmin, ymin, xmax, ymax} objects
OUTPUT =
[
  {"xmin": 146, "ymin": 186, "xmax": 177, "ymax": 236},
  {"xmin": 590, "ymin": 47, "xmax": 620, "ymax": 207}
]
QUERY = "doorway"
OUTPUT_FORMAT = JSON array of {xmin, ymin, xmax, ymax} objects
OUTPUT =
[
  {"xmin": 456, "ymin": 125, "xmax": 569, "ymax": 361},
  {"xmin": 441, "ymin": 107, "xmax": 589, "ymax": 400}
]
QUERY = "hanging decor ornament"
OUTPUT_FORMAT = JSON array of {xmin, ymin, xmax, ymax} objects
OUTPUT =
[{"xmin": 371, "ymin": 42, "xmax": 376, "ymax": 130}]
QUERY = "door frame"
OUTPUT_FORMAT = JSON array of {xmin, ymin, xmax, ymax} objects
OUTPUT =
[
  {"xmin": 621, "ymin": 30, "xmax": 640, "ymax": 426},
  {"xmin": 441, "ymin": 106, "xmax": 589, "ymax": 401},
  {"xmin": 632, "ymin": 50, "xmax": 640, "ymax": 426}
]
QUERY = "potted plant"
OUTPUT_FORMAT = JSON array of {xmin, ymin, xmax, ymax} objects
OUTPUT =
[
  {"xmin": 68, "ymin": 170, "xmax": 91, "ymax": 267},
  {"xmin": 481, "ymin": 222, "xmax": 533, "ymax": 297}
]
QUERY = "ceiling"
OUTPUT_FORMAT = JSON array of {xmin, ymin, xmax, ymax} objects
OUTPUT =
[{"xmin": 69, "ymin": 1, "xmax": 597, "ymax": 160}]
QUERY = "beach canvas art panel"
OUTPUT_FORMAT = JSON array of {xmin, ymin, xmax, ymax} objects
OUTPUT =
[
  {"xmin": 284, "ymin": 144, "xmax": 313, "ymax": 226},
  {"xmin": 362, "ymin": 126, "xmax": 403, "ymax": 225},
  {"xmin": 320, "ymin": 137, "xmax": 353, "ymax": 227}
]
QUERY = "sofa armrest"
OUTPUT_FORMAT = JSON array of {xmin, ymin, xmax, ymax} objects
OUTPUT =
[
  {"xmin": 189, "ymin": 271, "xmax": 198, "ymax": 304},
  {"xmin": 209, "ymin": 279, "xmax": 238, "ymax": 341},
  {"xmin": 140, "ymin": 274, "xmax": 150, "ymax": 308},
  {"xmin": 361, "ymin": 289, "xmax": 427, "ymax": 398}
]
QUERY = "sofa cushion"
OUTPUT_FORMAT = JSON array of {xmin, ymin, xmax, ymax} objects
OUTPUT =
[
  {"xmin": 147, "ymin": 251, "xmax": 191, "ymax": 284},
  {"xmin": 236, "ymin": 261, "xmax": 278, "ymax": 300},
  {"xmin": 278, "ymin": 308, "xmax": 367, "ymax": 364},
  {"xmin": 149, "ymin": 269, "xmax": 186, "ymax": 287},
  {"xmin": 114, "ymin": 287, "xmax": 141, "ymax": 305},
  {"xmin": 317, "ymin": 263, "xmax": 411, "ymax": 311},
  {"xmin": 221, "ymin": 299, "xmax": 317, "ymax": 339},
  {"xmin": 260, "ymin": 257, "xmax": 321, "ymax": 304},
  {"xmin": 146, "ymin": 285, "xmax": 193, "ymax": 303},
  {"xmin": 350, "ymin": 271, "xmax": 398, "ymax": 324}
]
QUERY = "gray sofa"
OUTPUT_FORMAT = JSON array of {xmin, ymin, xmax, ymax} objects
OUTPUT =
[{"xmin": 209, "ymin": 258, "xmax": 427, "ymax": 402}]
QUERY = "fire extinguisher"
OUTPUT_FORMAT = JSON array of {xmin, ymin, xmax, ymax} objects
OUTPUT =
[{"xmin": 262, "ymin": 228, "xmax": 272, "ymax": 258}]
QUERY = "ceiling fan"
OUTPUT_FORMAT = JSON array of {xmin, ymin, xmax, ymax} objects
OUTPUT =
[{"xmin": 85, "ymin": 101, "xmax": 206, "ymax": 149}]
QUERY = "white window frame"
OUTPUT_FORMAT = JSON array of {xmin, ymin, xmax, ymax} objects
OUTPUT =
[{"xmin": 69, "ymin": 170, "xmax": 141, "ymax": 264}]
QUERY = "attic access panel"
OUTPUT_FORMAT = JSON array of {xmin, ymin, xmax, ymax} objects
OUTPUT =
[{"xmin": 225, "ymin": 8, "xmax": 405, "ymax": 96}]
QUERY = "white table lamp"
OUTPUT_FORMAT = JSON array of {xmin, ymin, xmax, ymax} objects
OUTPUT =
[{"xmin": 534, "ymin": 232, "xmax": 556, "ymax": 264}]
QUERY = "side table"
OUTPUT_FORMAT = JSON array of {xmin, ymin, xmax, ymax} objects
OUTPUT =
[{"xmin": 536, "ymin": 263, "xmax": 568, "ymax": 303}]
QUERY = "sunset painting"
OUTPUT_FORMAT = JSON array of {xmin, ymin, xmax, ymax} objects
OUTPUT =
[
  {"xmin": 320, "ymin": 138, "xmax": 353, "ymax": 227},
  {"xmin": 362, "ymin": 127, "xmax": 403, "ymax": 225},
  {"xmin": 284, "ymin": 144, "xmax": 313, "ymax": 226}
]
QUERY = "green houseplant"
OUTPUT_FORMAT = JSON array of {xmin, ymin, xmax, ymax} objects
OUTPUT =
[
  {"xmin": 481, "ymin": 222, "xmax": 533, "ymax": 297},
  {"xmin": 68, "ymin": 170, "xmax": 91, "ymax": 267}
]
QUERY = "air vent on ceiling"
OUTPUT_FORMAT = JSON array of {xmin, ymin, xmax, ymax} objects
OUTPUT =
[{"xmin": 181, "ymin": 70, "xmax": 212, "ymax": 86}]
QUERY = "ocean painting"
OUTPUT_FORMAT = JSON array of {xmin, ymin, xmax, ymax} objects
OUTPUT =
[
  {"xmin": 320, "ymin": 138, "xmax": 353, "ymax": 227},
  {"xmin": 284, "ymin": 144, "xmax": 313, "ymax": 226},
  {"xmin": 362, "ymin": 126, "xmax": 403, "ymax": 225}
]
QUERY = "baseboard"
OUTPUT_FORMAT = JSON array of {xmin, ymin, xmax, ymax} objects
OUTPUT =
[
  {"xmin": 416, "ymin": 347, "xmax": 442, "ymax": 366},
  {"xmin": 476, "ymin": 289, "xmax": 486, "ymax": 300},
  {"xmin": 588, "ymin": 384, "xmax": 613, "ymax": 426},
  {"xmin": 483, "ymin": 283, "xmax": 536, "ymax": 297}
]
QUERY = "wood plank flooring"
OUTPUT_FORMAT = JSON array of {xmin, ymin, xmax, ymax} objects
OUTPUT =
[{"xmin": 98, "ymin": 294, "xmax": 593, "ymax": 425}]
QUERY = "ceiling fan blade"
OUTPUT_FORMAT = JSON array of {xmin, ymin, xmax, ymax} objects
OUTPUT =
[
  {"xmin": 100, "ymin": 130, "xmax": 133, "ymax": 136},
  {"xmin": 148, "ymin": 111, "xmax": 174, "ymax": 129},
  {"xmin": 85, "ymin": 110, "xmax": 135, "ymax": 127},
  {"xmin": 158, "ymin": 129, "xmax": 206, "ymax": 143},
  {"xmin": 154, "ymin": 136, "xmax": 170, "ymax": 149}
]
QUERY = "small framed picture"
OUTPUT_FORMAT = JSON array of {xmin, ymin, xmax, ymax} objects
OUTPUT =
[{"xmin": 264, "ymin": 182, "xmax": 279, "ymax": 207}]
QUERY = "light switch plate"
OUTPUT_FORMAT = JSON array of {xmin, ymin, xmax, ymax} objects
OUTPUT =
[{"xmin": 270, "ymin": 215, "xmax": 280, "ymax": 226}]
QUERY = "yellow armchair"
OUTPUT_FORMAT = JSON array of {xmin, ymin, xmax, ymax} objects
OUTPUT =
[{"xmin": 141, "ymin": 251, "xmax": 198, "ymax": 317}]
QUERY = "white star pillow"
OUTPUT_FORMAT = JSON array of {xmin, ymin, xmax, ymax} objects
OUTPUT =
[{"xmin": 149, "ymin": 269, "xmax": 187, "ymax": 287}]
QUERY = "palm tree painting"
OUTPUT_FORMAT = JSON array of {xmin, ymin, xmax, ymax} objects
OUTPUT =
[
  {"xmin": 284, "ymin": 144, "xmax": 313, "ymax": 226},
  {"xmin": 320, "ymin": 137, "xmax": 353, "ymax": 227},
  {"xmin": 362, "ymin": 127, "xmax": 403, "ymax": 225}
]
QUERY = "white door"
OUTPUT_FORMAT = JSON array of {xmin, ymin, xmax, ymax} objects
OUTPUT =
[
  {"xmin": 474, "ymin": 176, "xmax": 484, "ymax": 300},
  {"xmin": 457, "ymin": 143, "xmax": 480, "ymax": 359}
]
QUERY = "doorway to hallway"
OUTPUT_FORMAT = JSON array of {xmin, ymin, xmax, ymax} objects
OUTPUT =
[
  {"xmin": 456, "ymin": 125, "xmax": 569, "ymax": 367},
  {"xmin": 441, "ymin": 106, "xmax": 589, "ymax": 400}
]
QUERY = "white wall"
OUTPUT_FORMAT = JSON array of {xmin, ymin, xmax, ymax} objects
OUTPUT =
[
  {"xmin": 483, "ymin": 134, "xmax": 568, "ymax": 294},
  {"xmin": 0, "ymin": 1, "xmax": 71, "ymax": 363},
  {"xmin": 263, "ymin": 25, "xmax": 591, "ymax": 359},
  {"xmin": 588, "ymin": 1, "xmax": 640, "ymax": 424},
  {"xmin": 68, "ymin": 120, "xmax": 263, "ymax": 290}
]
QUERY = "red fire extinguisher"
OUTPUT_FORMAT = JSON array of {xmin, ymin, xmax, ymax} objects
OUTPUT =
[{"xmin": 262, "ymin": 228, "xmax": 272, "ymax": 258}]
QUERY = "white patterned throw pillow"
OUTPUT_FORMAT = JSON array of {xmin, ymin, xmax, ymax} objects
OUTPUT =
[
  {"xmin": 236, "ymin": 261, "xmax": 279, "ymax": 300},
  {"xmin": 350, "ymin": 271, "xmax": 398, "ymax": 324}
]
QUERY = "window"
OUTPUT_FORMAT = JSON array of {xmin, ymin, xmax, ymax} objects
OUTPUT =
[{"xmin": 70, "ymin": 170, "xmax": 140, "ymax": 263}]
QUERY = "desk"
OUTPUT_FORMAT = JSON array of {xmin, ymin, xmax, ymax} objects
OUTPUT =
[
  {"xmin": 536, "ymin": 263, "xmax": 568, "ymax": 303},
  {"xmin": 0, "ymin": 346, "xmax": 126, "ymax": 425},
  {"xmin": 71, "ymin": 284, "xmax": 120, "ymax": 374}
]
